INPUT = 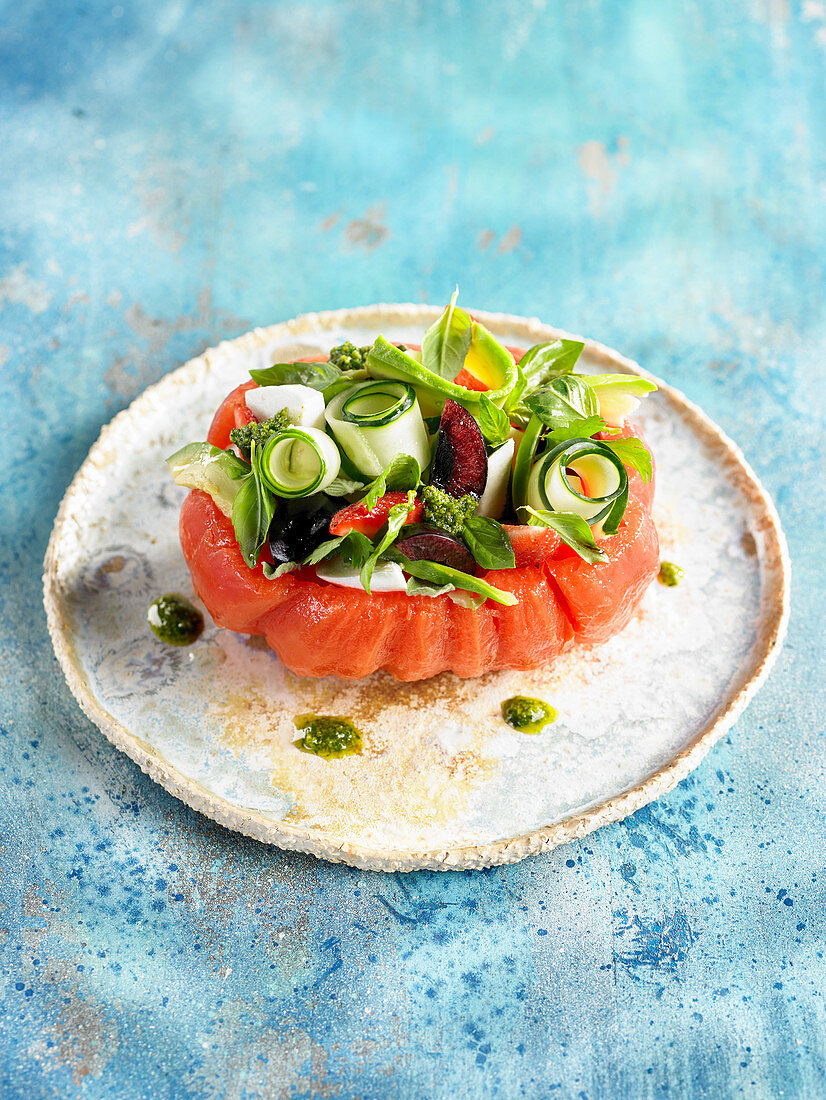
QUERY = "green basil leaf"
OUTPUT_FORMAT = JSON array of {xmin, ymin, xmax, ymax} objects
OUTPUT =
[
  {"xmin": 546, "ymin": 414, "xmax": 607, "ymax": 446},
  {"xmin": 524, "ymin": 376, "xmax": 598, "ymax": 429},
  {"xmin": 360, "ymin": 492, "xmax": 416, "ymax": 593},
  {"xmin": 337, "ymin": 530, "xmax": 375, "ymax": 569},
  {"xmin": 502, "ymin": 363, "xmax": 527, "ymax": 414},
  {"xmin": 385, "ymin": 551, "xmax": 518, "ymax": 607},
  {"xmin": 421, "ymin": 287, "xmax": 473, "ymax": 381},
  {"xmin": 552, "ymin": 376, "xmax": 598, "ymax": 416},
  {"xmin": 604, "ymin": 438, "xmax": 653, "ymax": 483},
  {"xmin": 475, "ymin": 393, "xmax": 511, "ymax": 448},
  {"xmin": 231, "ymin": 441, "xmax": 276, "ymax": 568},
  {"xmin": 520, "ymin": 339, "xmax": 585, "ymax": 387},
  {"xmin": 462, "ymin": 514, "xmax": 515, "ymax": 570},
  {"xmin": 250, "ymin": 361, "xmax": 341, "ymax": 390},
  {"xmin": 325, "ymin": 474, "xmax": 368, "ymax": 497},
  {"xmin": 405, "ymin": 575, "xmax": 487, "ymax": 608},
  {"xmin": 302, "ymin": 535, "xmax": 346, "ymax": 566},
  {"xmin": 360, "ymin": 454, "xmax": 421, "ymax": 511},
  {"xmin": 424, "ymin": 415, "xmax": 443, "ymax": 435},
  {"xmin": 518, "ymin": 506, "xmax": 608, "ymax": 564}
]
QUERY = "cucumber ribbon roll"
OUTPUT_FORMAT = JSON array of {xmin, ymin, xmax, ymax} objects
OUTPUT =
[
  {"xmin": 325, "ymin": 380, "xmax": 430, "ymax": 478},
  {"xmin": 259, "ymin": 426, "xmax": 341, "ymax": 498},
  {"xmin": 526, "ymin": 438, "xmax": 629, "ymax": 535}
]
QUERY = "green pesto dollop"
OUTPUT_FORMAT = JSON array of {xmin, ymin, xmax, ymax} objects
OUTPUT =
[
  {"xmin": 501, "ymin": 696, "xmax": 557, "ymax": 734},
  {"xmin": 420, "ymin": 485, "xmax": 477, "ymax": 535},
  {"xmin": 147, "ymin": 593, "xmax": 203, "ymax": 646},
  {"xmin": 294, "ymin": 714, "xmax": 363, "ymax": 759},
  {"xmin": 658, "ymin": 561, "xmax": 685, "ymax": 587}
]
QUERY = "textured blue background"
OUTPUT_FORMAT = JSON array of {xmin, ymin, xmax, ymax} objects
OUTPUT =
[{"xmin": 1, "ymin": 2, "xmax": 824, "ymax": 1097}]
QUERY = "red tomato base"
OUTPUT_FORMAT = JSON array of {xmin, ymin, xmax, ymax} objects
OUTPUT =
[{"xmin": 181, "ymin": 350, "xmax": 659, "ymax": 681}]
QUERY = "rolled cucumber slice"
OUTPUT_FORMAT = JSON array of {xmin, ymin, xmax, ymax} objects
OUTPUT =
[
  {"xmin": 325, "ymin": 380, "xmax": 430, "ymax": 478},
  {"xmin": 245, "ymin": 383, "xmax": 326, "ymax": 430},
  {"xmin": 526, "ymin": 438, "xmax": 629, "ymax": 534},
  {"xmin": 259, "ymin": 427, "xmax": 341, "ymax": 498}
]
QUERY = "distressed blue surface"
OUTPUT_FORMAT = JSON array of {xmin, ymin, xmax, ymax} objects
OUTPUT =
[{"xmin": 1, "ymin": 1, "xmax": 824, "ymax": 1096}]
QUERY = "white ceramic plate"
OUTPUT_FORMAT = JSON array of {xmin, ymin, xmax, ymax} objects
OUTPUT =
[{"xmin": 43, "ymin": 305, "xmax": 789, "ymax": 871}]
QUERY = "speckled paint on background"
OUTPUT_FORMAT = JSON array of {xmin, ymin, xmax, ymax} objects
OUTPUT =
[{"xmin": 0, "ymin": 1, "xmax": 823, "ymax": 1097}]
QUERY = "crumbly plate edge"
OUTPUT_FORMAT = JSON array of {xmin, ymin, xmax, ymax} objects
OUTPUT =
[{"xmin": 42, "ymin": 304, "xmax": 791, "ymax": 871}]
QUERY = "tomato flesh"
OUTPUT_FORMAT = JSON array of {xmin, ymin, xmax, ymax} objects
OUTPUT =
[{"xmin": 330, "ymin": 493, "xmax": 423, "ymax": 538}]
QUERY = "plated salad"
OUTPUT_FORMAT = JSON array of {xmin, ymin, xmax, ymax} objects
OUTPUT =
[{"xmin": 168, "ymin": 293, "xmax": 660, "ymax": 680}]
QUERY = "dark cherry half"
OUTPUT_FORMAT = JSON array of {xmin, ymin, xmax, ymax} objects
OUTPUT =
[
  {"xmin": 394, "ymin": 524, "xmax": 477, "ymax": 574},
  {"xmin": 430, "ymin": 399, "xmax": 488, "ymax": 499}
]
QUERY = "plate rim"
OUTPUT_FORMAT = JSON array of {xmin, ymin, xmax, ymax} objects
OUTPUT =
[{"xmin": 43, "ymin": 303, "xmax": 791, "ymax": 871}]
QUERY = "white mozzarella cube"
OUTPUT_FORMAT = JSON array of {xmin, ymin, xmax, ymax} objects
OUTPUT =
[
  {"xmin": 245, "ymin": 384, "xmax": 326, "ymax": 431},
  {"xmin": 315, "ymin": 558, "xmax": 408, "ymax": 592}
]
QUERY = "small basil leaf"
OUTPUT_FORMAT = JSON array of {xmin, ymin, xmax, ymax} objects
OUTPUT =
[
  {"xmin": 302, "ymin": 535, "xmax": 345, "ymax": 566},
  {"xmin": 231, "ymin": 441, "xmax": 276, "ymax": 569},
  {"xmin": 250, "ymin": 360, "xmax": 341, "ymax": 390},
  {"xmin": 524, "ymin": 376, "xmax": 597, "ymax": 429},
  {"xmin": 604, "ymin": 438, "xmax": 653, "ymax": 483},
  {"xmin": 360, "ymin": 454, "xmax": 421, "ymax": 511},
  {"xmin": 545, "ymin": 415, "xmax": 607, "ymax": 446},
  {"xmin": 502, "ymin": 363, "xmax": 527, "ymax": 414},
  {"xmin": 337, "ymin": 530, "xmax": 375, "ymax": 569},
  {"xmin": 360, "ymin": 492, "xmax": 416, "ymax": 593},
  {"xmin": 421, "ymin": 287, "xmax": 473, "ymax": 381},
  {"xmin": 462, "ymin": 515, "xmax": 515, "ymax": 570},
  {"xmin": 476, "ymin": 393, "xmax": 511, "ymax": 448},
  {"xmin": 518, "ymin": 507, "xmax": 608, "ymax": 564},
  {"xmin": 519, "ymin": 339, "xmax": 585, "ymax": 387},
  {"xmin": 551, "ymin": 376, "xmax": 598, "ymax": 417},
  {"xmin": 325, "ymin": 474, "xmax": 368, "ymax": 497}
]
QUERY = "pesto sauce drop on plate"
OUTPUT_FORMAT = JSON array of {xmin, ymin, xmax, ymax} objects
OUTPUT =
[
  {"xmin": 294, "ymin": 715, "xmax": 363, "ymax": 759},
  {"xmin": 501, "ymin": 696, "xmax": 557, "ymax": 734},
  {"xmin": 147, "ymin": 593, "xmax": 204, "ymax": 646},
  {"xmin": 658, "ymin": 561, "xmax": 685, "ymax": 587}
]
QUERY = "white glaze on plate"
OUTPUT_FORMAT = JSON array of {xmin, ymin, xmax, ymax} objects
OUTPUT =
[{"xmin": 43, "ymin": 306, "xmax": 789, "ymax": 870}]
